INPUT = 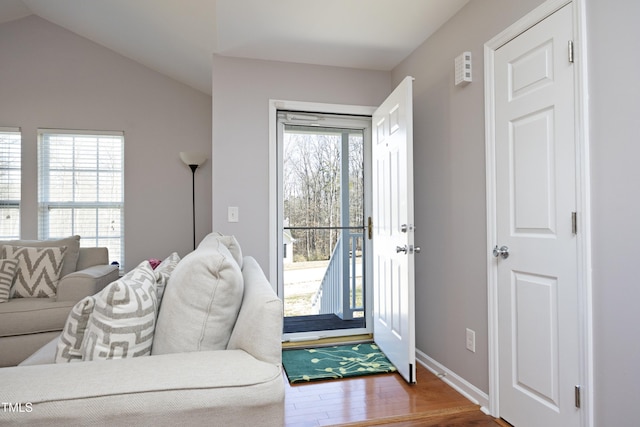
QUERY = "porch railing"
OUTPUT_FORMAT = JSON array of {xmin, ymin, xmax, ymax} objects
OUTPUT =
[{"xmin": 311, "ymin": 230, "xmax": 364, "ymax": 320}]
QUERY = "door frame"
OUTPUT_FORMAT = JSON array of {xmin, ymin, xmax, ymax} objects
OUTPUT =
[
  {"xmin": 269, "ymin": 99, "xmax": 375, "ymax": 340},
  {"xmin": 484, "ymin": 0, "xmax": 593, "ymax": 425}
]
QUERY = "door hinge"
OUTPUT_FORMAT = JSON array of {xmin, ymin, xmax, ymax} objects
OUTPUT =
[
  {"xmin": 367, "ymin": 216, "xmax": 373, "ymax": 240},
  {"xmin": 568, "ymin": 40, "xmax": 574, "ymax": 63},
  {"xmin": 575, "ymin": 385, "xmax": 581, "ymax": 408},
  {"xmin": 571, "ymin": 212, "xmax": 578, "ymax": 235}
]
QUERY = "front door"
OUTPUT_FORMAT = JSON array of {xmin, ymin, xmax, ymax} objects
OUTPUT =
[
  {"xmin": 493, "ymin": 4, "xmax": 581, "ymax": 426},
  {"xmin": 372, "ymin": 76, "xmax": 416, "ymax": 384}
]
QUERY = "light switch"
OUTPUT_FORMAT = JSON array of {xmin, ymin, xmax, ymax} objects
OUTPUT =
[{"xmin": 228, "ymin": 206, "xmax": 239, "ymax": 223}]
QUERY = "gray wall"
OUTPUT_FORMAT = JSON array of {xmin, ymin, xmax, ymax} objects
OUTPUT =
[
  {"xmin": 0, "ymin": 16, "xmax": 212, "ymax": 270},
  {"xmin": 587, "ymin": 0, "xmax": 640, "ymax": 425},
  {"xmin": 392, "ymin": 0, "xmax": 640, "ymax": 424},
  {"xmin": 391, "ymin": 0, "xmax": 546, "ymax": 394},
  {"xmin": 211, "ymin": 55, "xmax": 390, "ymax": 271},
  {"xmin": 6, "ymin": 3, "xmax": 638, "ymax": 424}
]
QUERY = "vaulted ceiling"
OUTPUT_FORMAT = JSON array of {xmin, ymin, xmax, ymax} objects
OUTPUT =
[{"xmin": 0, "ymin": 0, "xmax": 469, "ymax": 94}]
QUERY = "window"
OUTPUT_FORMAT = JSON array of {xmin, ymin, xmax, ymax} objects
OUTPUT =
[
  {"xmin": 38, "ymin": 130, "xmax": 124, "ymax": 267},
  {"xmin": 0, "ymin": 128, "xmax": 21, "ymax": 240}
]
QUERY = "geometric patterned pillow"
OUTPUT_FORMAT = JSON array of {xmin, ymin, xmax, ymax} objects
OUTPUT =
[
  {"xmin": 154, "ymin": 252, "xmax": 181, "ymax": 303},
  {"xmin": 55, "ymin": 296, "xmax": 96, "ymax": 363},
  {"xmin": 3, "ymin": 245, "xmax": 67, "ymax": 298},
  {"xmin": 80, "ymin": 261, "xmax": 158, "ymax": 361},
  {"xmin": 0, "ymin": 258, "xmax": 19, "ymax": 303}
]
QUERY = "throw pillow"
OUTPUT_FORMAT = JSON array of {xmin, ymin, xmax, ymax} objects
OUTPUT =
[
  {"xmin": 198, "ymin": 232, "xmax": 244, "ymax": 269},
  {"xmin": 55, "ymin": 296, "xmax": 96, "ymax": 362},
  {"xmin": 3, "ymin": 245, "xmax": 67, "ymax": 298},
  {"xmin": 154, "ymin": 252, "xmax": 181, "ymax": 303},
  {"xmin": 152, "ymin": 238, "xmax": 244, "ymax": 355},
  {"xmin": 81, "ymin": 261, "xmax": 158, "ymax": 360},
  {"xmin": 0, "ymin": 235, "xmax": 80, "ymax": 279},
  {"xmin": 0, "ymin": 259, "xmax": 19, "ymax": 303}
]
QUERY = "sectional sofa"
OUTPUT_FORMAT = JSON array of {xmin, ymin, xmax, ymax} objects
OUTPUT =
[{"xmin": 0, "ymin": 233, "xmax": 285, "ymax": 426}]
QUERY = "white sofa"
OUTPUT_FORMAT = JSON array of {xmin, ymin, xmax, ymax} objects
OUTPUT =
[{"xmin": 0, "ymin": 235, "xmax": 284, "ymax": 426}]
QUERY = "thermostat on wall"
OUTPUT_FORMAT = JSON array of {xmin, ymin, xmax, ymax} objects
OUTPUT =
[{"xmin": 455, "ymin": 51, "xmax": 472, "ymax": 86}]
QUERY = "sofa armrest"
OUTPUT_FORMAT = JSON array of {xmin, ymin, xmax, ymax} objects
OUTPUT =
[
  {"xmin": 76, "ymin": 247, "xmax": 109, "ymax": 270},
  {"xmin": 56, "ymin": 265, "xmax": 119, "ymax": 302},
  {"xmin": 227, "ymin": 257, "xmax": 283, "ymax": 366}
]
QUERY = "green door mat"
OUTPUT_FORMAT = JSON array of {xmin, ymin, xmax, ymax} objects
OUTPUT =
[{"xmin": 282, "ymin": 343, "xmax": 397, "ymax": 383}]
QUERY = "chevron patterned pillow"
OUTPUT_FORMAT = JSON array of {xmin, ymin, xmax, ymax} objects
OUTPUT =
[
  {"xmin": 3, "ymin": 245, "xmax": 67, "ymax": 298},
  {"xmin": 81, "ymin": 261, "xmax": 158, "ymax": 360},
  {"xmin": 0, "ymin": 259, "xmax": 19, "ymax": 303}
]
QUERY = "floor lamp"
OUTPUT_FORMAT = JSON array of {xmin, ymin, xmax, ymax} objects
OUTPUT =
[{"xmin": 180, "ymin": 152, "xmax": 208, "ymax": 250}]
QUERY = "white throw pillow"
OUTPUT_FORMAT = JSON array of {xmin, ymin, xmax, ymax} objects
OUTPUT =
[
  {"xmin": 0, "ymin": 259, "xmax": 19, "ymax": 303},
  {"xmin": 3, "ymin": 245, "xmax": 66, "ymax": 298},
  {"xmin": 152, "ymin": 238, "xmax": 244, "ymax": 355},
  {"xmin": 81, "ymin": 261, "xmax": 158, "ymax": 360},
  {"xmin": 55, "ymin": 296, "xmax": 95, "ymax": 362},
  {"xmin": 198, "ymin": 232, "xmax": 243, "ymax": 269}
]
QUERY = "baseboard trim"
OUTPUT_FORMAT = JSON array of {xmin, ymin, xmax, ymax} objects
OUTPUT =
[{"xmin": 415, "ymin": 349, "xmax": 490, "ymax": 413}]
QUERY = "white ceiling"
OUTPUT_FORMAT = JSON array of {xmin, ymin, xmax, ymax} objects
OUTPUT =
[{"xmin": 0, "ymin": 0, "xmax": 469, "ymax": 95}]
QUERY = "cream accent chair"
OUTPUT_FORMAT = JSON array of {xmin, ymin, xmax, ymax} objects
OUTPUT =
[{"xmin": 0, "ymin": 236, "xmax": 119, "ymax": 367}]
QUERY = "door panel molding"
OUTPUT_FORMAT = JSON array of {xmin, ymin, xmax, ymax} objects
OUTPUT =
[{"xmin": 484, "ymin": 0, "xmax": 592, "ymax": 425}]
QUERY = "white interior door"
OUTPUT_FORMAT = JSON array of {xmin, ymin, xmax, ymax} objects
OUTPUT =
[
  {"xmin": 493, "ymin": 4, "xmax": 581, "ymax": 426},
  {"xmin": 372, "ymin": 76, "xmax": 416, "ymax": 384}
]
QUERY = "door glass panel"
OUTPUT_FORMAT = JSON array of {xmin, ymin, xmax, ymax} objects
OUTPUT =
[{"xmin": 282, "ymin": 121, "xmax": 365, "ymax": 332}]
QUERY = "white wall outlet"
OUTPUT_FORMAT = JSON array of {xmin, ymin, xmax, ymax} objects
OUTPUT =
[
  {"xmin": 466, "ymin": 328, "xmax": 476, "ymax": 353},
  {"xmin": 228, "ymin": 206, "xmax": 239, "ymax": 223}
]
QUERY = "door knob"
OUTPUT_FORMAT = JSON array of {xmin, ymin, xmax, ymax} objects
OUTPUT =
[
  {"xmin": 396, "ymin": 245, "xmax": 408, "ymax": 254},
  {"xmin": 492, "ymin": 245, "xmax": 509, "ymax": 259}
]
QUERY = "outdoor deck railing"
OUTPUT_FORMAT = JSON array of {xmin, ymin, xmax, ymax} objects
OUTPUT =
[{"xmin": 311, "ymin": 231, "xmax": 364, "ymax": 320}]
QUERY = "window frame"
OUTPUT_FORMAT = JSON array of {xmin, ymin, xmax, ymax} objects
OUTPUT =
[
  {"xmin": 0, "ymin": 127, "xmax": 22, "ymax": 240},
  {"xmin": 37, "ymin": 129, "xmax": 124, "ymax": 267}
]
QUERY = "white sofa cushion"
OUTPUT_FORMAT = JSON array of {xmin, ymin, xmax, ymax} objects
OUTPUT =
[
  {"xmin": 81, "ymin": 261, "xmax": 158, "ymax": 360},
  {"xmin": 3, "ymin": 245, "xmax": 66, "ymax": 298},
  {"xmin": 152, "ymin": 238, "xmax": 244, "ymax": 355}
]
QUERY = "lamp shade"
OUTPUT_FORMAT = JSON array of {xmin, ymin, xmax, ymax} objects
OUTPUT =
[{"xmin": 180, "ymin": 151, "xmax": 208, "ymax": 167}]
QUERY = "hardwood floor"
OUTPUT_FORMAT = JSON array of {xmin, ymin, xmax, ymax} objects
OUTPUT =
[{"xmin": 284, "ymin": 363, "xmax": 504, "ymax": 427}]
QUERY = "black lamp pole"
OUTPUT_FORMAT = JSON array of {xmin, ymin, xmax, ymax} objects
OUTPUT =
[{"xmin": 189, "ymin": 164, "xmax": 198, "ymax": 250}]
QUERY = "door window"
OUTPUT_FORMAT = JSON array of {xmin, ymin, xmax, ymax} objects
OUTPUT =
[{"xmin": 277, "ymin": 112, "xmax": 371, "ymax": 335}]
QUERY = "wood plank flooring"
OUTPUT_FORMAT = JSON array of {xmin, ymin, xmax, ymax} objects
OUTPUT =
[{"xmin": 284, "ymin": 362, "xmax": 505, "ymax": 427}]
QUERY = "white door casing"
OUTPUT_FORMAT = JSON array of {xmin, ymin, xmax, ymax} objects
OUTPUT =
[
  {"xmin": 486, "ymin": 1, "xmax": 591, "ymax": 426},
  {"xmin": 372, "ymin": 76, "xmax": 416, "ymax": 384}
]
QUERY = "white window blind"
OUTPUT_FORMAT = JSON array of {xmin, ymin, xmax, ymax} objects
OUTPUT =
[
  {"xmin": 0, "ymin": 128, "xmax": 21, "ymax": 240},
  {"xmin": 38, "ymin": 130, "xmax": 124, "ymax": 268}
]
